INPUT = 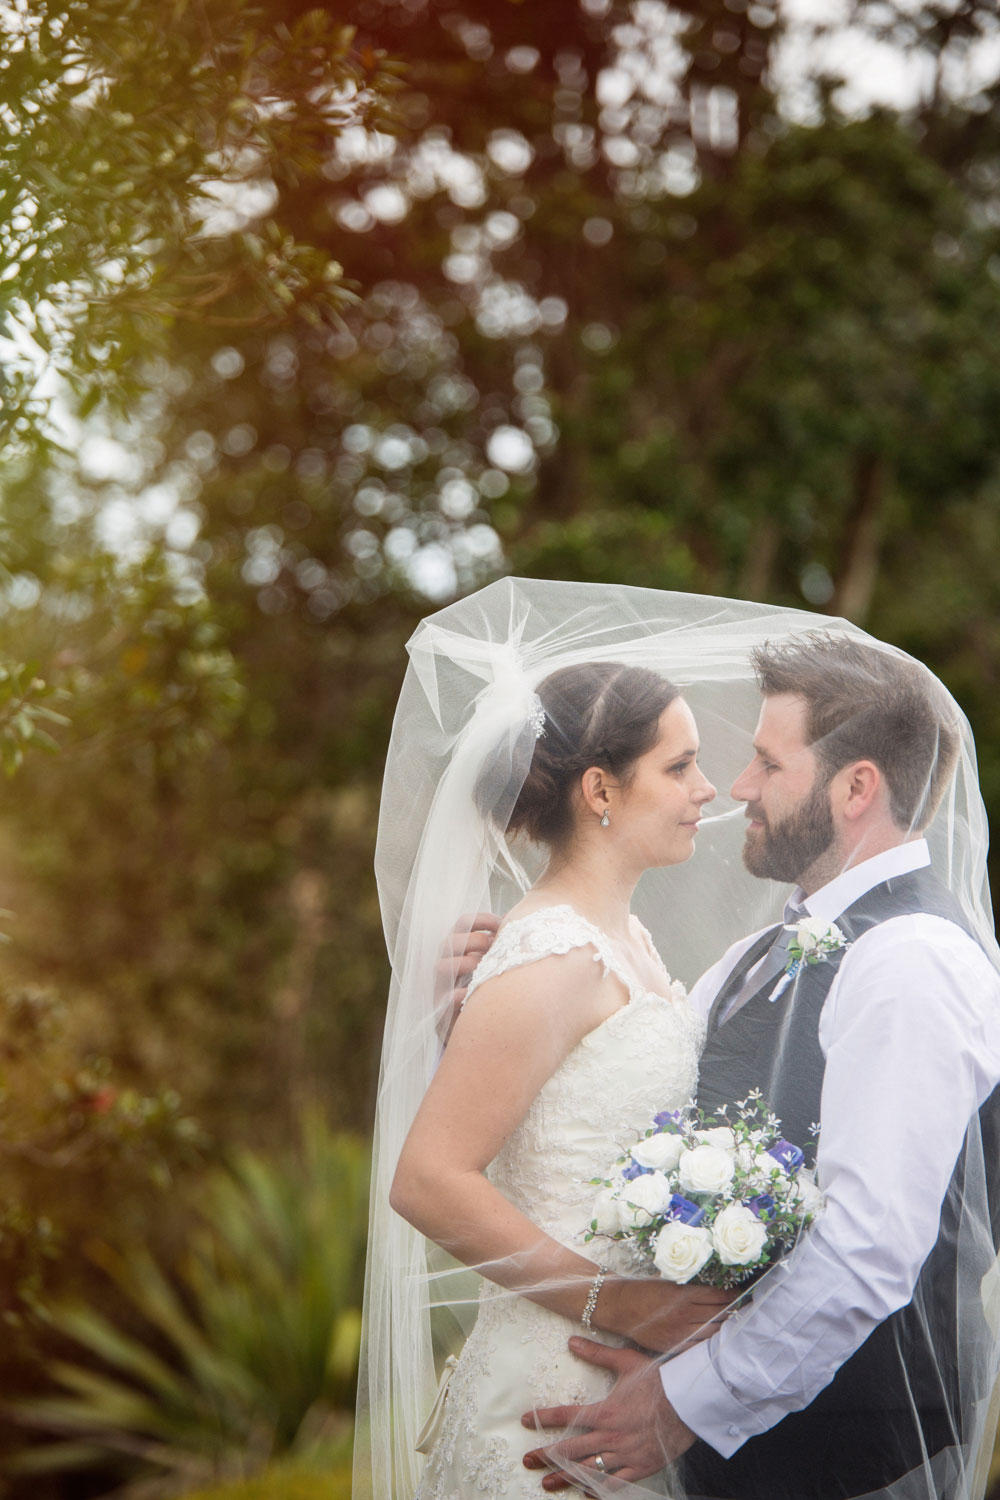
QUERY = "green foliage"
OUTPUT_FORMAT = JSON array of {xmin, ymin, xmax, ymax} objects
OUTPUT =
[
  {"xmin": 183, "ymin": 1454, "xmax": 353, "ymax": 1500},
  {"xmin": 0, "ymin": 565, "xmax": 398, "ymax": 1149},
  {"xmin": 0, "ymin": 650, "xmax": 205, "ymax": 1335},
  {"xmin": 0, "ymin": 0, "xmax": 404, "ymax": 451},
  {"xmin": 6, "ymin": 1117, "xmax": 368, "ymax": 1497},
  {"xmin": 509, "ymin": 509, "xmax": 699, "ymax": 592},
  {"xmin": 0, "ymin": 663, "xmax": 68, "ymax": 778},
  {"xmin": 0, "ymin": 983, "xmax": 206, "ymax": 1325}
]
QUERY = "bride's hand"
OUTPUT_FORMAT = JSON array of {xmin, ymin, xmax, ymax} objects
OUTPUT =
[{"xmin": 598, "ymin": 1275, "xmax": 736, "ymax": 1354}]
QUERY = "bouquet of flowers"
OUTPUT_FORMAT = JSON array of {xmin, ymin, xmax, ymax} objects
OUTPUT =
[{"xmin": 588, "ymin": 1091, "xmax": 823, "ymax": 1289}]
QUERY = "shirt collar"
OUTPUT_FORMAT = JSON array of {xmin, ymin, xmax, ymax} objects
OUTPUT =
[{"xmin": 791, "ymin": 838, "xmax": 931, "ymax": 924}]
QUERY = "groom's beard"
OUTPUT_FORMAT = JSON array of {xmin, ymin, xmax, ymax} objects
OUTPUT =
[{"xmin": 741, "ymin": 782, "xmax": 836, "ymax": 884}]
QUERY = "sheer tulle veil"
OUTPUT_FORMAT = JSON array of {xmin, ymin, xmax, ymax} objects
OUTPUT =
[{"xmin": 353, "ymin": 577, "xmax": 1000, "ymax": 1500}]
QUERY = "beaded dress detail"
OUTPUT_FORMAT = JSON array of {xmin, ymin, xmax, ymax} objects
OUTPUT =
[{"xmin": 414, "ymin": 906, "xmax": 704, "ymax": 1500}]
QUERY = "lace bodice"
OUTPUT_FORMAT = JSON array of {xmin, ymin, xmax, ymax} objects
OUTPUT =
[
  {"xmin": 415, "ymin": 907, "xmax": 702, "ymax": 1500},
  {"xmin": 464, "ymin": 905, "xmax": 704, "ymax": 1257}
]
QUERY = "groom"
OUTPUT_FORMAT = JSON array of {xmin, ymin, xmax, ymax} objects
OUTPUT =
[{"xmin": 517, "ymin": 633, "xmax": 1000, "ymax": 1499}]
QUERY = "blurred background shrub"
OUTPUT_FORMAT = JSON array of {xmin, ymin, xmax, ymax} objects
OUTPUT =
[{"xmin": 6, "ymin": 1116, "xmax": 367, "ymax": 1497}]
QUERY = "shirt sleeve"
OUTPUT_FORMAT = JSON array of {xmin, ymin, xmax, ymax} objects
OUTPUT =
[{"xmin": 660, "ymin": 914, "xmax": 1000, "ymax": 1456}]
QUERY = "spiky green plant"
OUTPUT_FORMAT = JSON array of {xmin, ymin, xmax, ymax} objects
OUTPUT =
[
  {"xmin": 183, "ymin": 1457, "xmax": 353, "ymax": 1500},
  {"xmin": 7, "ymin": 1113, "xmax": 368, "ymax": 1498}
]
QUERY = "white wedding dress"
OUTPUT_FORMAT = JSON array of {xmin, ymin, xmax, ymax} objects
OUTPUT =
[{"xmin": 414, "ymin": 906, "xmax": 705, "ymax": 1500}]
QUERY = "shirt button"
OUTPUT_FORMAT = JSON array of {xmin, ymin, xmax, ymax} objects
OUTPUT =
[{"xmin": 727, "ymin": 1425, "xmax": 740, "ymax": 1438}]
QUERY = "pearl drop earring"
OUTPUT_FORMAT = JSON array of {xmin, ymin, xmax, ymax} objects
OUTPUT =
[{"xmin": 600, "ymin": 810, "xmax": 610, "ymax": 827}]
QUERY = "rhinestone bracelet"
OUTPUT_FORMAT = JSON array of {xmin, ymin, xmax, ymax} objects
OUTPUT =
[{"xmin": 581, "ymin": 1264, "xmax": 609, "ymax": 1332}]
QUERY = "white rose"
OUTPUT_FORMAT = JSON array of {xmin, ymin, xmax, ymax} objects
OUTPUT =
[
  {"xmin": 653, "ymin": 1221, "xmax": 715, "ymax": 1283},
  {"xmin": 677, "ymin": 1144, "xmax": 736, "ymax": 1196},
  {"xmin": 632, "ymin": 1132, "xmax": 685, "ymax": 1172},
  {"xmin": 795, "ymin": 1175, "xmax": 825, "ymax": 1218},
  {"xmin": 790, "ymin": 917, "xmax": 843, "ymax": 954},
  {"xmin": 592, "ymin": 1186, "xmax": 626, "ymax": 1236},
  {"xmin": 619, "ymin": 1171, "xmax": 674, "ymax": 1229},
  {"xmin": 695, "ymin": 1126, "xmax": 737, "ymax": 1152},
  {"xmin": 711, "ymin": 1203, "xmax": 769, "ymax": 1266}
]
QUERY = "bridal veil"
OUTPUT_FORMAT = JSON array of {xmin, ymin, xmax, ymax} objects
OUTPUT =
[{"xmin": 353, "ymin": 577, "xmax": 1000, "ymax": 1500}]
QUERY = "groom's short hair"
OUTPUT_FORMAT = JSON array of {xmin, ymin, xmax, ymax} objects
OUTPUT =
[{"xmin": 751, "ymin": 634, "xmax": 960, "ymax": 832}]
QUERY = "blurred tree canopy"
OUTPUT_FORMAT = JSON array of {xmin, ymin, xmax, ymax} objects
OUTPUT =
[
  {"xmin": 3, "ymin": 2, "xmax": 1000, "ymax": 1486},
  {"xmin": 0, "ymin": 0, "xmax": 403, "ymax": 453}
]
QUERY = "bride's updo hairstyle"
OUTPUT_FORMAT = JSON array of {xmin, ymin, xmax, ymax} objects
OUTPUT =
[{"xmin": 490, "ymin": 662, "xmax": 678, "ymax": 848}]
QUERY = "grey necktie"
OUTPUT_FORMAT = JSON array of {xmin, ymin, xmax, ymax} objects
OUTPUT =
[{"xmin": 717, "ymin": 898, "xmax": 806, "ymax": 1025}]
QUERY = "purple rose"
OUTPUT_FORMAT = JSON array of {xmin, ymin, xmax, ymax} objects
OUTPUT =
[
  {"xmin": 667, "ymin": 1194, "xmax": 706, "ymax": 1226},
  {"xmin": 767, "ymin": 1140, "xmax": 805, "ymax": 1172},
  {"xmin": 747, "ymin": 1193, "xmax": 776, "ymax": 1219},
  {"xmin": 653, "ymin": 1109, "xmax": 683, "ymax": 1132},
  {"xmin": 622, "ymin": 1161, "xmax": 650, "ymax": 1181}
]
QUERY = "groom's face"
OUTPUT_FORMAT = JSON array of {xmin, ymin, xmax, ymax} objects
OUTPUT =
[{"xmin": 731, "ymin": 694, "xmax": 836, "ymax": 884}]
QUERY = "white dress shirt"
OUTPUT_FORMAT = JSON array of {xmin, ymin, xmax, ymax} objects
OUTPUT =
[{"xmin": 659, "ymin": 839, "xmax": 1000, "ymax": 1457}]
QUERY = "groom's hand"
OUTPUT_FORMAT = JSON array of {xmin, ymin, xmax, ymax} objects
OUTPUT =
[
  {"xmin": 434, "ymin": 911, "xmax": 500, "ymax": 1043},
  {"xmin": 521, "ymin": 1338, "xmax": 696, "ymax": 1490}
]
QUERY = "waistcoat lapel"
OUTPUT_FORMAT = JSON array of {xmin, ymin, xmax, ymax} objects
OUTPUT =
[
  {"xmin": 697, "ymin": 867, "xmax": 975, "ymax": 1160},
  {"xmin": 706, "ymin": 924, "xmax": 783, "ymax": 1033}
]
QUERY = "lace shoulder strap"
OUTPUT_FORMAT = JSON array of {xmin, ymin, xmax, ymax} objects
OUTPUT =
[{"xmin": 462, "ymin": 904, "xmax": 631, "ymax": 1008}]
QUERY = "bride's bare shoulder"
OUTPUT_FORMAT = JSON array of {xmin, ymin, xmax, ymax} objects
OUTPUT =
[{"xmin": 457, "ymin": 942, "xmax": 612, "ymax": 1049}]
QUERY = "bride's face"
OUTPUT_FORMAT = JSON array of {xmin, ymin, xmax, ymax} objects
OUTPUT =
[{"xmin": 612, "ymin": 698, "xmax": 716, "ymax": 868}]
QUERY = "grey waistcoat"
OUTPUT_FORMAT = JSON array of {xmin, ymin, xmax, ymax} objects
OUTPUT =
[{"xmin": 696, "ymin": 864, "xmax": 1000, "ymax": 1416}]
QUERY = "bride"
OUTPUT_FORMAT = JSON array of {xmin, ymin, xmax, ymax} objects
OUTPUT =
[
  {"xmin": 353, "ymin": 580, "xmax": 803, "ymax": 1500},
  {"xmin": 391, "ymin": 658, "xmax": 727, "ymax": 1497},
  {"xmin": 353, "ymin": 582, "xmax": 825, "ymax": 1500}
]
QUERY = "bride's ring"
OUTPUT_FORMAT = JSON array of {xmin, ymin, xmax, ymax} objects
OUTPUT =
[{"xmin": 593, "ymin": 1454, "xmax": 608, "ymax": 1472}]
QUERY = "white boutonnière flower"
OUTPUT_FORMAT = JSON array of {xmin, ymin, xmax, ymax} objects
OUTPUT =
[{"xmin": 770, "ymin": 917, "xmax": 848, "ymax": 1001}]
